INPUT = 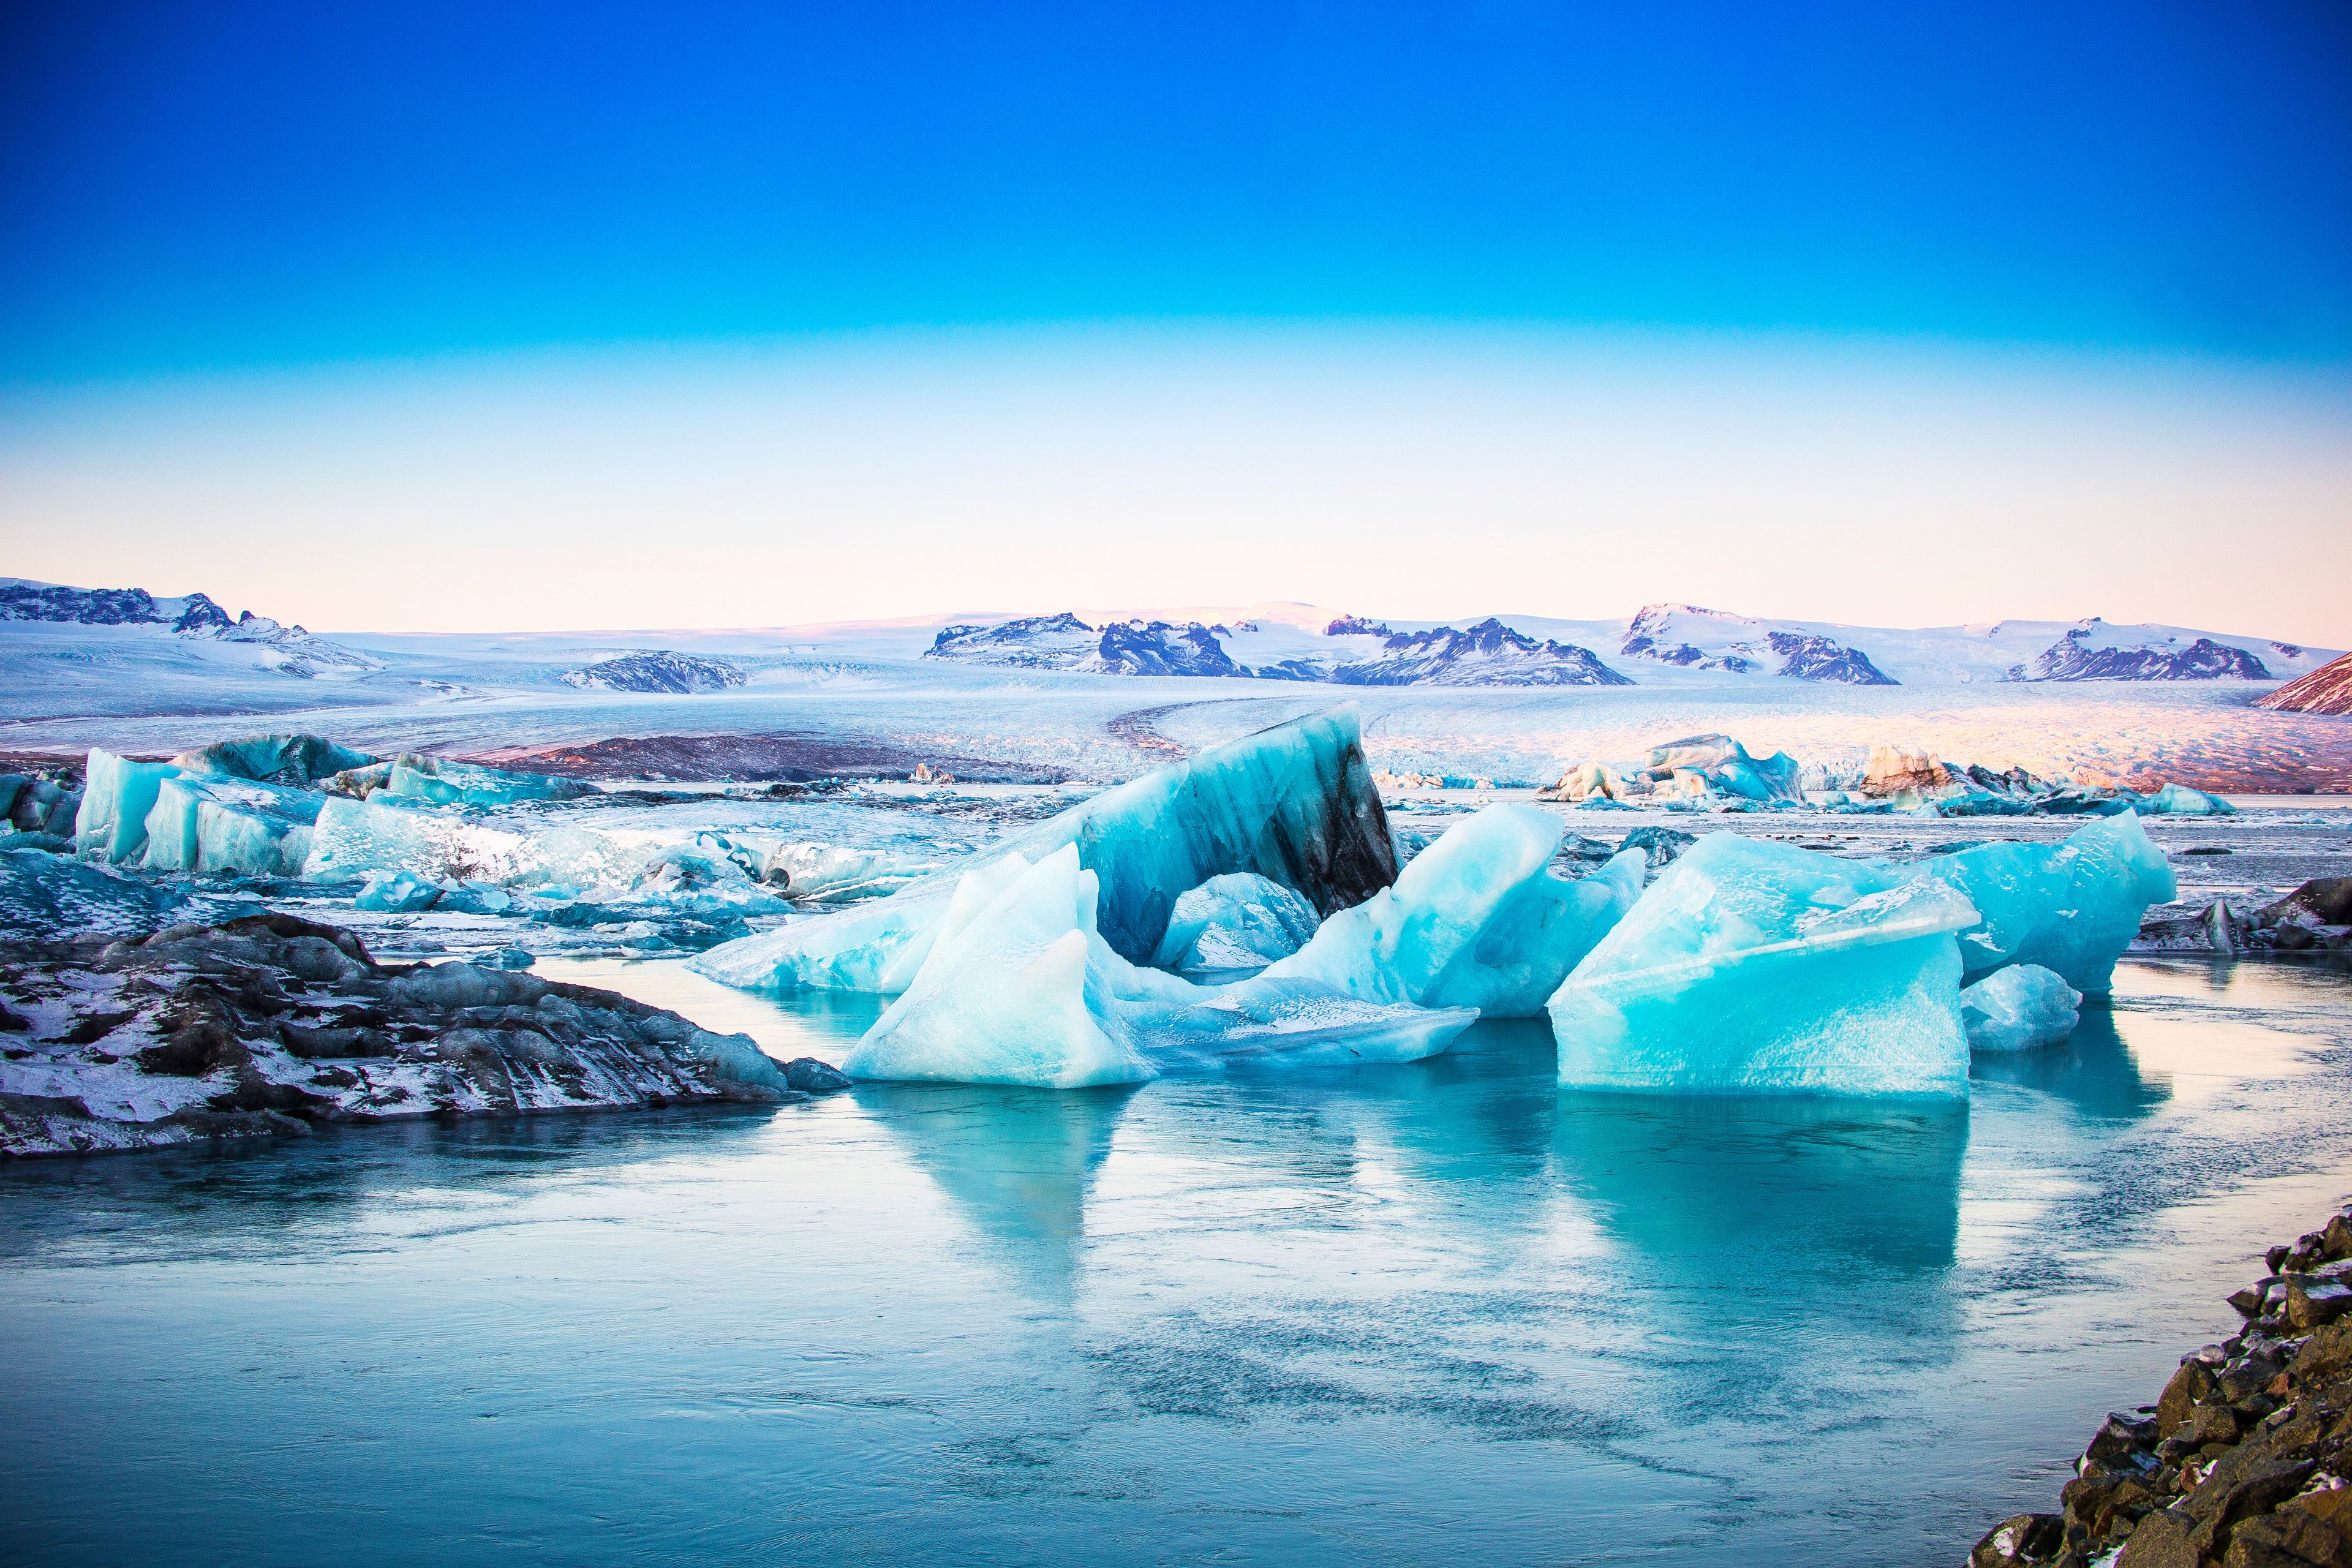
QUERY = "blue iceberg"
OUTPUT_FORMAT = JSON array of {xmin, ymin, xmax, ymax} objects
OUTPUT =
[
  {"xmin": 1959, "ymin": 963, "xmax": 2081, "ymax": 1052},
  {"xmin": 2135, "ymin": 782, "xmax": 2235, "ymax": 816},
  {"xmin": 842, "ymin": 846, "xmax": 1472, "ymax": 1087},
  {"xmin": 1550, "ymin": 832, "xmax": 1978, "ymax": 1099},
  {"xmin": 1907, "ymin": 811, "xmax": 2176, "ymax": 995},
  {"xmin": 1262, "ymin": 804, "xmax": 1646, "ymax": 1018},
  {"xmin": 693, "ymin": 710, "xmax": 1398, "ymax": 993}
]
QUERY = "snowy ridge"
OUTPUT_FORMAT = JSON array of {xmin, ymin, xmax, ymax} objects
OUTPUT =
[
  {"xmin": 2258, "ymin": 652, "xmax": 2352, "ymax": 717},
  {"xmin": 560, "ymin": 650, "xmax": 749, "ymax": 693},
  {"xmin": 1, "ymin": 576, "xmax": 381, "ymax": 679}
]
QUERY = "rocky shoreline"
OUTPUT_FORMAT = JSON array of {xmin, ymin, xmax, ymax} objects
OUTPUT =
[
  {"xmin": 0, "ymin": 913, "xmax": 851, "ymax": 1157},
  {"xmin": 1972, "ymin": 1204, "xmax": 2352, "ymax": 1568}
]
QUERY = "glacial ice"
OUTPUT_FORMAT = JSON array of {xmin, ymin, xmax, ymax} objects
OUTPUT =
[
  {"xmin": 355, "ymin": 867, "xmax": 442, "ymax": 913},
  {"xmin": 693, "ymin": 710, "xmax": 1396, "ymax": 992},
  {"xmin": 1550, "ymin": 832, "xmax": 1978, "ymax": 1099},
  {"xmin": 1907, "ymin": 811, "xmax": 2177, "ymax": 995},
  {"xmin": 75, "ymin": 750, "xmax": 183, "ymax": 864},
  {"xmin": 140, "ymin": 773, "xmax": 320, "ymax": 878},
  {"xmin": 1151, "ymin": 873, "xmax": 1322, "ymax": 974},
  {"xmin": 2136, "ymin": 782, "xmax": 2236, "ymax": 816},
  {"xmin": 328, "ymin": 753, "xmax": 592, "ymax": 807},
  {"xmin": 1959, "ymin": 963, "xmax": 2081, "ymax": 1052},
  {"xmin": 171, "ymin": 734, "xmax": 375, "ymax": 786},
  {"xmin": 1262, "ymin": 804, "xmax": 1646, "ymax": 1018},
  {"xmin": 842, "ymin": 846, "xmax": 1475, "ymax": 1087}
]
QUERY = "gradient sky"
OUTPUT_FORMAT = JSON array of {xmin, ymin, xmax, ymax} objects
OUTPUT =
[{"xmin": 3, "ymin": 2, "xmax": 2348, "ymax": 639}]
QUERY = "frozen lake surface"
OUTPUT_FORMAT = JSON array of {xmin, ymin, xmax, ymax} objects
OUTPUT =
[{"xmin": 4, "ymin": 957, "xmax": 2351, "ymax": 1566}]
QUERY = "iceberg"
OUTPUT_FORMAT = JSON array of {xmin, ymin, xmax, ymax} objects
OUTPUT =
[
  {"xmin": 1907, "ymin": 811, "xmax": 2176, "ymax": 995},
  {"xmin": 75, "ymin": 750, "xmax": 183, "ymax": 864},
  {"xmin": 1959, "ymin": 963, "xmax": 2081, "ymax": 1052},
  {"xmin": 1262, "ymin": 804, "xmax": 1646, "ymax": 1018},
  {"xmin": 170, "ymin": 733, "xmax": 375, "ymax": 785},
  {"xmin": 355, "ymin": 867, "xmax": 442, "ymax": 913},
  {"xmin": 844, "ymin": 845, "xmax": 1472, "ymax": 1087},
  {"xmin": 693, "ymin": 710, "xmax": 1398, "ymax": 993},
  {"xmin": 1151, "ymin": 873, "xmax": 1322, "ymax": 974},
  {"xmin": 327, "ymin": 753, "xmax": 592, "ymax": 807},
  {"xmin": 140, "ymin": 773, "xmax": 320, "ymax": 878},
  {"xmin": 1550, "ymin": 832, "xmax": 1978, "ymax": 1099},
  {"xmin": 2136, "ymin": 782, "xmax": 2236, "ymax": 816}
]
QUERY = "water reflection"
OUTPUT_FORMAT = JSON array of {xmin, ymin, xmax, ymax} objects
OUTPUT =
[
  {"xmin": 855, "ymin": 1081, "xmax": 1139, "ymax": 1302},
  {"xmin": 1969, "ymin": 1004, "xmax": 2171, "ymax": 1121}
]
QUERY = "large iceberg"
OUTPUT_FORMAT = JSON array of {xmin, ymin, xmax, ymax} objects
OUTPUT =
[
  {"xmin": 842, "ymin": 846, "xmax": 1473, "ymax": 1087},
  {"xmin": 1261, "ymin": 803, "xmax": 1646, "ymax": 1018},
  {"xmin": 1959, "ymin": 963, "xmax": 2081, "ymax": 1052},
  {"xmin": 695, "ymin": 710, "xmax": 1398, "ymax": 993},
  {"xmin": 2135, "ymin": 782, "xmax": 2235, "ymax": 816},
  {"xmin": 1907, "ymin": 811, "xmax": 2176, "ymax": 995},
  {"xmin": 170, "ymin": 734, "xmax": 375, "ymax": 785},
  {"xmin": 1550, "ymin": 832, "xmax": 1978, "ymax": 1099},
  {"xmin": 140, "ymin": 773, "xmax": 320, "ymax": 878}
]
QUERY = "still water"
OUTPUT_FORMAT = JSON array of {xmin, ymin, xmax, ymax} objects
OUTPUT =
[{"xmin": 3, "ymin": 959, "xmax": 2350, "ymax": 1566}]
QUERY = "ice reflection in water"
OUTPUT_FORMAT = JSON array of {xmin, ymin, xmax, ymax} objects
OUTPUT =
[{"xmin": 1, "ymin": 959, "xmax": 2348, "ymax": 1567}]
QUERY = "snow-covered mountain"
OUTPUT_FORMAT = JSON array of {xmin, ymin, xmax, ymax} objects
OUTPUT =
[
  {"xmin": 911, "ymin": 602, "xmax": 2331, "ymax": 688},
  {"xmin": 560, "ymin": 650, "xmax": 748, "ymax": 693},
  {"xmin": 1324, "ymin": 618, "xmax": 1629, "ymax": 687},
  {"xmin": 2258, "ymin": 651, "xmax": 2352, "ymax": 716},
  {"xmin": 1, "ymin": 577, "xmax": 380, "ymax": 678}
]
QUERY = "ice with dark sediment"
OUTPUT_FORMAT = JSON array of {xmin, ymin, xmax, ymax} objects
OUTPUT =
[{"xmin": 692, "ymin": 710, "xmax": 1398, "ymax": 992}]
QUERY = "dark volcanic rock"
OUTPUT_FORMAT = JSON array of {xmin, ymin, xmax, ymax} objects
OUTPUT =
[
  {"xmin": 0, "ymin": 913, "xmax": 849, "ymax": 1158},
  {"xmin": 1983, "ymin": 1200, "xmax": 2352, "ymax": 1568}
]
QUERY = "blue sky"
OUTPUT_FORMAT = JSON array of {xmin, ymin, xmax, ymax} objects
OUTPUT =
[{"xmin": 2, "ymin": 2, "xmax": 2348, "ymax": 635}]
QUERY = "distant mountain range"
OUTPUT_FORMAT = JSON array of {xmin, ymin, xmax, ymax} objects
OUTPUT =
[
  {"xmin": 0, "ymin": 578, "xmax": 381, "ymax": 678},
  {"xmin": 920, "ymin": 603, "xmax": 2333, "ymax": 689}
]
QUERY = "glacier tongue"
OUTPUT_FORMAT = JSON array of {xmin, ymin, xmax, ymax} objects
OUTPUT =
[{"xmin": 1550, "ymin": 832, "xmax": 1978, "ymax": 1099}]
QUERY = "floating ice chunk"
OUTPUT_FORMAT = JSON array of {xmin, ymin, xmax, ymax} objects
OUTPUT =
[
  {"xmin": 693, "ymin": 710, "xmax": 1396, "ymax": 992},
  {"xmin": 1263, "ymin": 804, "xmax": 1645, "ymax": 1019},
  {"xmin": 355, "ymin": 868, "xmax": 441, "ymax": 912},
  {"xmin": 330, "ymin": 753, "xmax": 591, "ymax": 807},
  {"xmin": 1151, "ymin": 873, "xmax": 1322, "ymax": 974},
  {"xmin": 171, "ymin": 734, "xmax": 375, "ymax": 785},
  {"xmin": 2136, "ymin": 782, "xmax": 2236, "ymax": 816},
  {"xmin": 1959, "ymin": 963, "xmax": 2081, "ymax": 1052},
  {"xmin": 75, "ymin": 750, "xmax": 184, "ymax": 864},
  {"xmin": 764, "ymin": 840, "xmax": 938, "ymax": 902},
  {"xmin": 846, "ymin": 849, "xmax": 1152, "ymax": 1088},
  {"xmin": 1550, "ymin": 833, "xmax": 1978, "ymax": 1098},
  {"xmin": 844, "ymin": 846, "xmax": 1474, "ymax": 1088},
  {"xmin": 1908, "ymin": 810, "xmax": 2176, "ymax": 995},
  {"xmin": 140, "ymin": 774, "xmax": 321, "ymax": 878},
  {"xmin": 1643, "ymin": 736, "xmax": 1806, "ymax": 803}
]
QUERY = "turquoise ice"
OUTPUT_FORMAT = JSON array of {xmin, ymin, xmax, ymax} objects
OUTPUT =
[
  {"xmin": 2135, "ymin": 782, "xmax": 2235, "ymax": 816},
  {"xmin": 1959, "ymin": 963, "xmax": 2081, "ymax": 1052},
  {"xmin": 1262, "ymin": 804, "xmax": 1646, "ymax": 1018},
  {"xmin": 694, "ymin": 710, "xmax": 1396, "ymax": 993},
  {"xmin": 842, "ymin": 846, "xmax": 1472, "ymax": 1087},
  {"xmin": 1550, "ymin": 832, "xmax": 1978, "ymax": 1098},
  {"xmin": 355, "ymin": 867, "xmax": 442, "ymax": 913},
  {"xmin": 1907, "ymin": 811, "xmax": 2176, "ymax": 995}
]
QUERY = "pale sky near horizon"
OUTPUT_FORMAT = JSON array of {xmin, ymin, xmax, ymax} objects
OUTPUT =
[
  {"xmin": 4, "ymin": 4, "xmax": 2348, "ymax": 644},
  {"xmin": 5, "ymin": 324, "xmax": 2350, "ymax": 645}
]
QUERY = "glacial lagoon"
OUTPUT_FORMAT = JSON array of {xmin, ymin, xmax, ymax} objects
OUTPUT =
[{"xmin": 4, "ymin": 957, "xmax": 2348, "ymax": 1567}]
